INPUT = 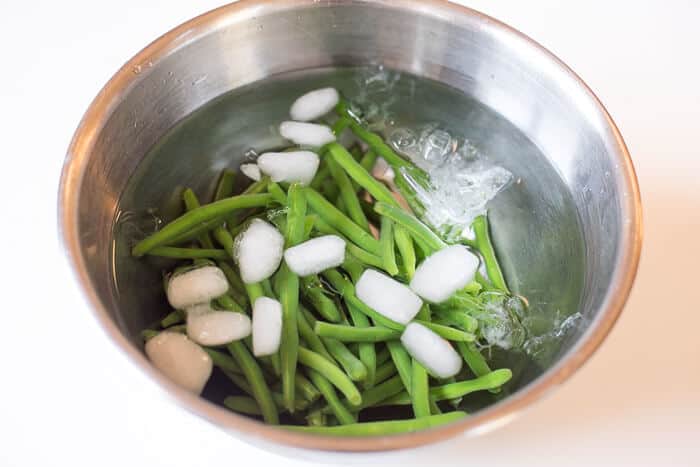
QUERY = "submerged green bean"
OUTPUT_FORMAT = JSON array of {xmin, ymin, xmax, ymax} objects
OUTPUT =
[
  {"xmin": 381, "ymin": 369, "xmax": 512, "ymax": 405},
  {"xmin": 307, "ymin": 369, "xmax": 356, "ymax": 425},
  {"xmin": 374, "ymin": 359, "xmax": 398, "ymax": 383},
  {"xmin": 472, "ymin": 215, "xmax": 510, "ymax": 293},
  {"xmin": 227, "ymin": 341, "xmax": 279, "ymax": 424},
  {"xmin": 456, "ymin": 341, "xmax": 500, "ymax": 394},
  {"xmin": 283, "ymin": 411, "xmax": 467, "ymax": 435},
  {"xmin": 147, "ymin": 246, "xmax": 228, "ymax": 260},
  {"xmin": 300, "ymin": 276, "xmax": 342, "ymax": 323},
  {"xmin": 314, "ymin": 322, "xmax": 400, "ymax": 342},
  {"xmin": 279, "ymin": 183, "xmax": 307, "ymax": 412},
  {"xmin": 213, "ymin": 169, "xmax": 237, "ymax": 201},
  {"xmin": 379, "ymin": 217, "xmax": 399, "ymax": 276},
  {"xmin": 374, "ymin": 202, "xmax": 446, "ymax": 255},
  {"xmin": 413, "ymin": 320, "xmax": 476, "ymax": 342},
  {"xmin": 326, "ymin": 143, "xmax": 398, "ymax": 207},
  {"xmin": 206, "ymin": 347, "xmax": 242, "ymax": 374},
  {"xmin": 411, "ymin": 360, "xmax": 431, "ymax": 418},
  {"xmin": 304, "ymin": 187, "xmax": 382, "ymax": 256},
  {"xmin": 387, "ymin": 341, "xmax": 413, "ymax": 395},
  {"xmin": 393, "ymin": 225, "xmax": 416, "ymax": 279},
  {"xmin": 326, "ymin": 154, "xmax": 369, "ymax": 231},
  {"xmin": 297, "ymin": 347, "xmax": 361, "ymax": 406},
  {"xmin": 223, "ymin": 396, "xmax": 262, "ymax": 416},
  {"xmin": 346, "ymin": 302, "xmax": 376, "ymax": 389},
  {"xmin": 132, "ymin": 193, "xmax": 273, "ymax": 256},
  {"xmin": 182, "ymin": 189, "xmax": 216, "ymax": 249},
  {"xmin": 160, "ymin": 310, "xmax": 184, "ymax": 328}
]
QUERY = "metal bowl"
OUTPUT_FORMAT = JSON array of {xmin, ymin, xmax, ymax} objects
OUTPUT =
[{"xmin": 58, "ymin": 0, "xmax": 642, "ymax": 452}]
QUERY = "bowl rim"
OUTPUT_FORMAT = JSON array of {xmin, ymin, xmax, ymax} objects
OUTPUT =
[{"xmin": 58, "ymin": 0, "xmax": 643, "ymax": 452}]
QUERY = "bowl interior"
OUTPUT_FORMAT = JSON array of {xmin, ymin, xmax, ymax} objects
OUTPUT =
[
  {"xmin": 63, "ymin": 0, "xmax": 638, "ymax": 450},
  {"xmin": 113, "ymin": 66, "xmax": 585, "ymax": 407}
]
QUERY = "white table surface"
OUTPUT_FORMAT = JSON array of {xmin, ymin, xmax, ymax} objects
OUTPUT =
[{"xmin": 2, "ymin": 1, "xmax": 699, "ymax": 465}]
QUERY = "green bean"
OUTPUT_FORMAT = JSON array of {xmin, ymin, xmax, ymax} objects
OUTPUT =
[
  {"xmin": 326, "ymin": 143, "xmax": 398, "ymax": 207},
  {"xmin": 387, "ymin": 341, "xmax": 413, "ymax": 395},
  {"xmin": 160, "ymin": 310, "xmax": 184, "ymax": 328},
  {"xmin": 205, "ymin": 347, "xmax": 242, "ymax": 374},
  {"xmin": 375, "ymin": 347, "xmax": 392, "ymax": 366},
  {"xmin": 132, "ymin": 193, "xmax": 273, "ymax": 256},
  {"xmin": 223, "ymin": 370, "xmax": 310, "ymax": 411},
  {"xmin": 358, "ymin": 375, "xmax": 405, "ymax": 409},
  {"xmin": 379, "ymin": 217, "xmax": 399, "ymax": 276},
  {"xmin": 213, "ymin": 169, "xmax": 237, "ymax": 201},
  {"xmin": 373, "ymin": 202, "xmax": 446, "ymax": 255},
  {"xmin": 182, "ymin": 189, "xmax": 216, "ymax": 249},
  {"xmin": 283, "ymin": 411, "xmax": 466, "ymax": 435},
  {"xmin": 217, "ymin": 262, "xmax": 248, "ymax": 306},
  {"xmin": 223, "ymin": 396, "xmax": 262, "ymax": 416},
  {"xmin": 261, "ymin": 279, "xmax": 276, "ymax": 298},
  {"xmin": 472, "ymin": 215, "xmax": 510, "ymax": 293},
  {"xmin": 278, "ymin": 262, "xmax": 300, "ymax": 412},
  {"xmin": 227, "ymin": 176, "xmax": 270, "ymax": 232},
  {"xmin": 305, "ymin": 408, "xmax": 327, "ymax": 427},
  {"xmin": 216, "ymin": 294, "xmax": 245, "ymax": 314},
  {"xmin": 294, "ymin": 373, "xmax": 322, "ymax": 402},
  {"xmin": 267, "ymin": 181, "xmax": 288, "ymax": 205},
  {"xmin": 309, "ymin": 165, "xmax": 330, "ymax": 191},
  {"xmin": 433, "ymin": 308, "xmax": 479, "ymax": 333},
  {"xmin": 307, "ymin": 369, "xmax": 356, "ymax": 425},
  {"xmin": 227, "ymin": 341, "xmax": 278, "ymax": 424},
  {"xmin": 359, "ymin": 149, "xmax": 377, "ymax": 174},
  {"xmin": 331, "ymin": 116, "xmax": 351, "ymax": 136},
  {"xmin": 462, "ymin": 281, "xmax": 482, "ymax": 295},
  {"xmin": 141, "ymin": 329, "xmax": 158, "ymax": 340},
  {"xmin": 393, "ymin": 226, "xmax": 416, "ymax": 279},
  {"xmin": 166, "ymin": 217, "xmax": 227, "ymax": 246},
  {"xmin": 304, "ymin": 187, "xmax": 382, "ymax": 256},
  {"xmin": 276, "ymin": 184, "xmax": 306, "ymax": 411},
  {"xmin": 381, "ymin": 369, "xmax": 512, "ymax": 405},
  {"xmin": 245, "ymin": 282, "xmax": 265, "ymax": 305},
  {"xmin": 341, "ymin": 256, "xmax": 364, "ymax": 283},
  {"xmin": 359, "ymin": 198, "xmax": 383, "ymax": 226},
  {"xmin": 198, "ymin": 188, "xmax": 236, "ymax": 265},
  {"xmin": 164, "ymin": 324, "xmax": 186, "ymax": 333},
  {"xmin": 349, "ymin": 145, "xmax": 363, "ymax": 160},
  {"xmin": 322, "ymin": 269, "xmax": 404, "ymax": 331},
  {"xmin": 346, "ymin": 302, "xmax": 376, "ymax": 389},
  {"xmin": 314, "ymin": 322, "xmax": 400, "ymax": 342},
  {"xmin": 411, "ymin": 360, "xmax": 430, "ymax": 418},
  {"xmin": 326, "ymin": 155, "xmax": 369, "ymax": 231},
  {"xmin": 413, "ymin": 320, "xmax": 476, "ymax": 342},
  {"xmin": 455, "ymin": 341, "xmax": 500, "ymax": 393},
  {"xmin": 335, "ymin": 101, "xmax": 410, "ymax": 169},
  {"xmin": 320, "ymin": 178, "xmax": 340, "ymax": 201},
  {"xmin": 474, "ymin": 269, "xmax": 496, "ymax": 291},
  {"xmin": 303, "ymin": 215, "xmax": 316, "ymax": 238},
  {"xmin": 300, "ymin": 276, "xmax": 342, "ymax": 323},
  {"xmin": 147, "ymin": 246, "xmax": 228, "ymax": 260},
  {"xmin": 374, "ymin": 359, "xmax": 397, "ymax": 383},
  {"xmin": 297, "ymin": 347, "xmax": 361, "ymax": 406},
  {"xmin": 320, "ymin": 337, "xmax": 367, "ymax": 382},
  {"xmin": 297, "ymin": 307, "xmax": 333, "ymax": 362},
  {"xmin": 305, "ymin": 309, "xmax": 367, "ymax": 382},
  {"xmin": 346, "ymin": 243, "xmax": 385, "ymax": 270}
]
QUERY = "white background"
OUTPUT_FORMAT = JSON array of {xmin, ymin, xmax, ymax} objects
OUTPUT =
[{"xmin": 2, "ymin": 1, "xmax": 699, "ymax": 465}]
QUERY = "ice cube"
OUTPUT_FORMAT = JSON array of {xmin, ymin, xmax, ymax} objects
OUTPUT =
[
  {"xmin": 400, "ymin": 322, "xmax": 462, "ymax": 378},
  {"xmin": 234, "ymin": 219, "xmax": 284, "ymax": 283}
]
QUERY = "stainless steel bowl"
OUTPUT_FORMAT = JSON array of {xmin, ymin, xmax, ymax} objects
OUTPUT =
[{"xmin": 58, "ymin": 0, "xmax": 642, "ymax": 452}]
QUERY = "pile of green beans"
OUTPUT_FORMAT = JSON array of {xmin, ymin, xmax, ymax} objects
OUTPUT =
[{"xmin": 134, "ymin": 98, "xmax": 520, "ymax": 435}]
